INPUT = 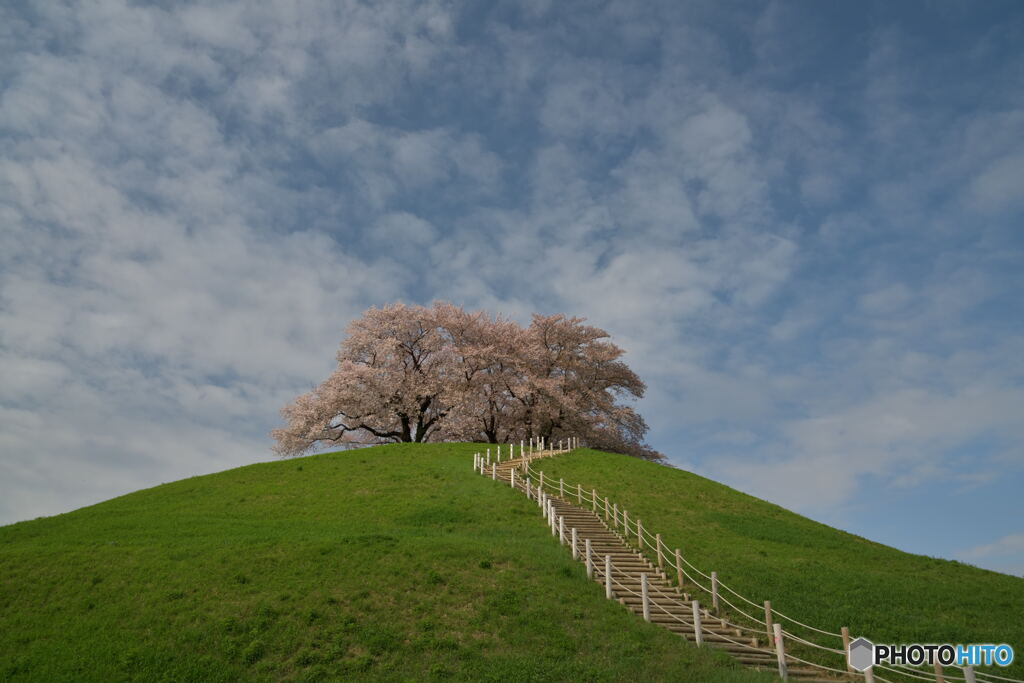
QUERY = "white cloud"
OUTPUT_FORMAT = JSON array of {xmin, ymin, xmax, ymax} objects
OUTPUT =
[
  {"xmin": 957, "ymin": 533, "xmax": 1024, "ymax": 576},
  {"xmin": 958, "ymin": 533, "xmax": 1024, "ymax": 561},
  {"xmin": 712, "ymin": 382, "xmax": 1024, "ymax": 513},
  {"xmin": 968, "ymin": 153, "xmax": 1024, "ymax": 214}
]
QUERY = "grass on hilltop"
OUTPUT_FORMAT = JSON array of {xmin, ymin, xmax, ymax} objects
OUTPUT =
[
  {"xmin": 0, "ymin": 443, "xmax": 769, "ymax": 682},
  {"xmin": 532, "ymin": 449, "xmax": 1024, "ymax": 680}
]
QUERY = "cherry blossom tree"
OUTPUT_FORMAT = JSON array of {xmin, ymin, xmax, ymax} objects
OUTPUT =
[
  {"xmin": 513, "ymin": 314, "xmax": 660, "ymax": 461},
  {"xmin": 431, "ymin": 303, "xmax": 524, "ymax": 445},
  {"xmin": 272, "ymin": 302, "xmax": 664, "ymax": 461},
  {"xmin": 271, "ymin": 303, "xmax": 456, "ymax": 454}
]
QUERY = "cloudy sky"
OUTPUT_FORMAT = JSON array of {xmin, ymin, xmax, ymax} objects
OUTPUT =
[{"xmin": 2, "ymin": 1, "xmax": 1022, "ymax": 575}]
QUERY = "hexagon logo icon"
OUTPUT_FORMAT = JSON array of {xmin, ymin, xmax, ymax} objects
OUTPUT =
[{"xmin": 848, "ymin": 637, "xmax": 875, "ymax": 672}]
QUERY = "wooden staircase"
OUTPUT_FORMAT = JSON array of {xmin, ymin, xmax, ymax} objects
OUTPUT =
[{"xmin": 492, "ymin": 451, "xmax": 849, "ymax": 682}]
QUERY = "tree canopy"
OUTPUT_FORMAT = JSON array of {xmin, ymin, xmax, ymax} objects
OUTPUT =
[{"xmin": 272, "ymin": 302, "xmax": 663, "ymax": 461}]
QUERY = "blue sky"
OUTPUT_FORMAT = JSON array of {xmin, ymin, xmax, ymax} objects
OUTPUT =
[{"xmin": 1, "ymin": 0, "xmax": 1022, "ymax": 576}]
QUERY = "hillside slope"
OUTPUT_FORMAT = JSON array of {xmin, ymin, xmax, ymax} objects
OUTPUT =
[
  {"xmin": 533, "ymin": 449, "xmax": 1024, "ymax": 680},
  {"xmin": 0, "ymin": 444, "xmax": 766, "ymax": 682}
]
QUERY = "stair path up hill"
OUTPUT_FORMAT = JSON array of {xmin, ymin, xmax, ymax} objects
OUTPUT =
[{"xmin": 482, "ymin": 446, "xmax": 854, "ymax": 683}]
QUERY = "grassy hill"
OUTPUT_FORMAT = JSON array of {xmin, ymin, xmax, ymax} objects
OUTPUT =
[
  {"xmin": 2, "ymin": 444, "xmax": 1020, "ymax": 681},
  {"xmin": 533, "ymin": 449, "xmax": 1024, "ymax": 680},
  {"xmin": 0, "ymin": 443, "xmax": 768, "ymax": 682}
]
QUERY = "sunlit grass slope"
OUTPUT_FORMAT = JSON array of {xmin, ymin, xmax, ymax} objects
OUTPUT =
[
  {"xmin": 0, "ymin": 443, "xmax": 767, "ymax": 682},
  {"xmin": 535, "ymin": 449, "xmax": 1024, "ymax": 679}
]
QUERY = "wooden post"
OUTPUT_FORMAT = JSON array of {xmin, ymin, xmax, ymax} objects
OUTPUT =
[
  {"xmin": 550, "ymin": 504, "xmax": 556, "ymax": 536},
  {"xmin": 559, "ymin": 516, "xmax": 565, "ymax": 545},
  {"xmin": 592, "ymin": 489, "xmax": 597, "ymax": 512},
  {"xmin": 510, "ymin": 469, "xmax": 516, "ymax": 489},
  {"xmin": 520, "ymin": 440, "xmax": 524, "ymax": 459},
  {"xmin": 526, "ymin": 479, "xmax": 531, "ymax": 500},
  {"xmin": 637, "ymin": 518, "xmax": 642, "ymax": 546},
  {"xmin": 623, "ymin": 510, "xmax": 628, "ymax": 535},
  {"xmin": 963, "ymin": 666, "xmax": 976, "ymax": 683},
  {"xmin": 841, "ymin": 626, "xmax": 851, "ymax": 672},
  {"xmin": 497, "ymin": 446, "xmax": 501, "ymax": 463},
  {"xmin": 491, "ymin": 464, "xmax": 496, "ymax": 480},
  {"xmin": 934, "ymin": 661, "xmax": 944, "ymax": 683},
  {"xmin": 559, "ymin": 478, "xmax": 564, "ymax": 498},
  {"xmin": 604, "ymin": 497, "xmax": 610, "ymax": 521},
  {"xmin": 641, "ymin": 573, "xmax": 651, "ymax": 622},
  {"xmin": 571, "ymin": 528, "xmax": 578, "ymax": 559},
  {"xmin": 540, "ymin": 471, "xmax": 544, "ymax": 491},
  {"xmin": 773, "ymin": 623, "xmax": 787, "ymax": 680},
  {"xmin": 764, "ymin": 601, "xmax": 773, "ymax": 646},
  {"xmin": 656, "ymin": 534, "xmax": 664, "ymax": 568},
  {"xmin": 865, "ymin": 666, "xmax": 875, "ymax": 683},
  {"xmin": 675, "ymin": 549, "xmax": 683, "ymax": 587},
  {"xmin": 711, "ymin": 571, "xmax": 719, "ymax": 612},
  {"xmin": 611, "ymin": 502, "xmax": 617, "ymax": 525},
  {"xmin": 577, "ymin": 483, "xmax": 582, "ymax": 504},
  {"xmin": 692, "ymin": 600, "xmax": 703, "ymax": 646},
  {"xmin": 605, "ymin": 555, "xmax": 612, "ymax": 599},
  {"xmin": 585, "ymin": 539, "xmax": 593, "ymax": 579}
]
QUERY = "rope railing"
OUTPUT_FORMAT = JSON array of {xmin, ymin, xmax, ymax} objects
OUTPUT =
[
  {"xmin": 476, "ymin": 443, "xmax": 1022, "ymax": 683},
  {"xmin": 715, "ymin": 590, "xmax": 768, "ymax": 628},
  {"xmin": 976, "ymin": 673, "xmax": 1024, "ymax": 683},
  {"xmin": 875, "ymin": 664, "xmax": 944, "ymax": 681}
]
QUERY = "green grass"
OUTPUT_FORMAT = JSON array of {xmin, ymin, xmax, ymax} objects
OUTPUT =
[
  {"xmin": 532, "ymin": 449, "xmax": 1024, "ymax": 679},
  {"xmin": 0, "ymin": 443, "xmax": 769, "ymax": 682}
]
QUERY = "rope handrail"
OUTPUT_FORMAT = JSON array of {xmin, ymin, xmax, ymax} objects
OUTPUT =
[
  {"xmin": 676, "ymin": 562, "xmax": 713, "ymax": 594},
  {"xmin": 768, "ymin": 607, "xmax": 842, "ymax": 638},
  {"xmin": 780, "ymin": 628, "xmax": 846, "ymax": 655},
  {"xmin": 917, "ymin": 667, "xmax": 967, "ymax": 682},
  {"xmin": 698, "ymin": 607, "xmax": 771, "ymax": 641},
  {"xmin": 715, "ymin": 576, "xmax": 772, "ymax": 611},
  {"xmin": 971, "ymin": 670, "xmax": 1024, "ymax": 683},
  {"xmin": 714, "ymin": 590, "xmax": 767, "ymax": 627},
  {"xmin": 874, "ymin": 663, "xmax": 943, "ymax": 681}
]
